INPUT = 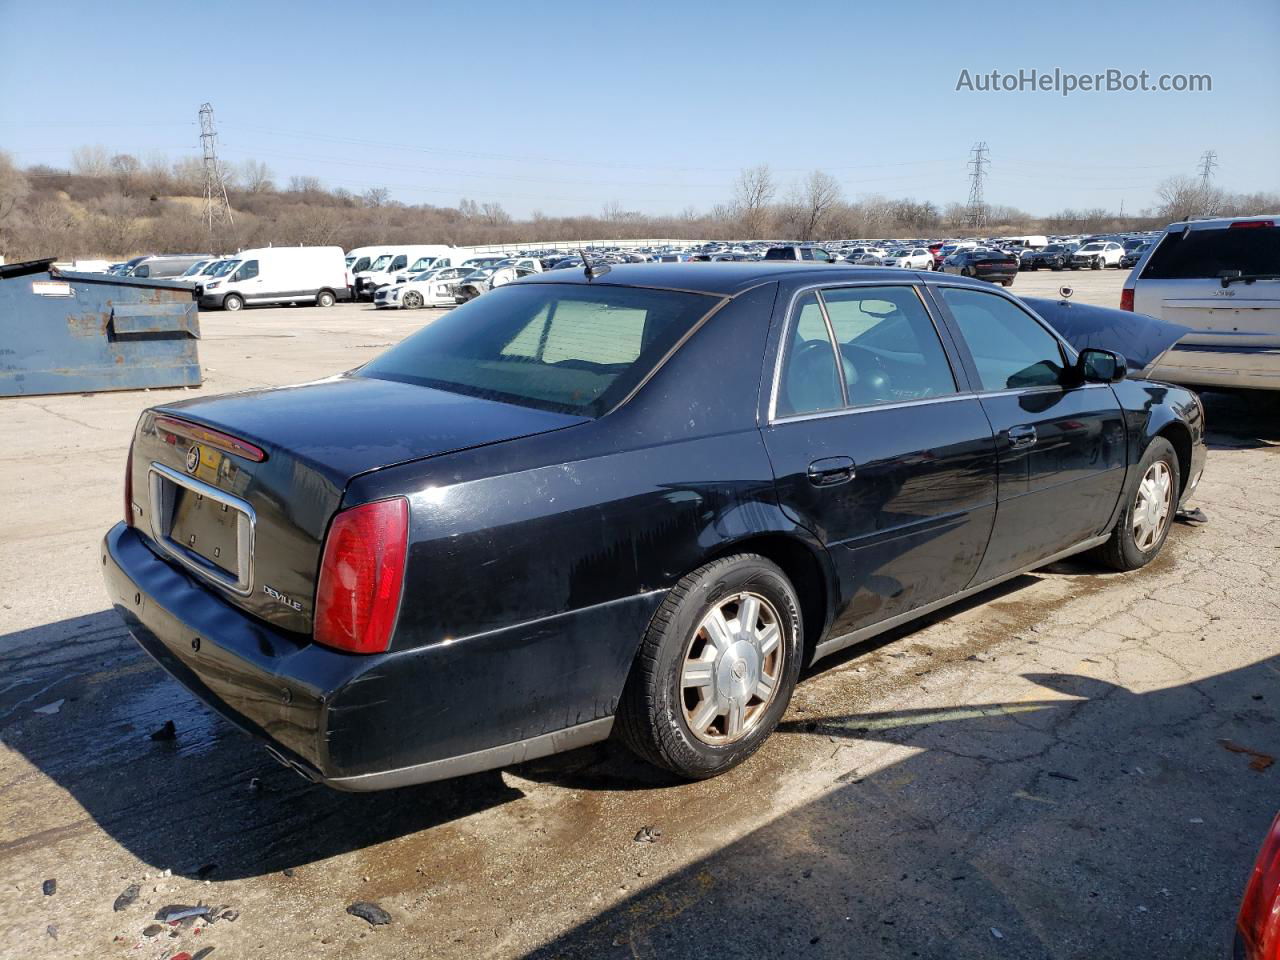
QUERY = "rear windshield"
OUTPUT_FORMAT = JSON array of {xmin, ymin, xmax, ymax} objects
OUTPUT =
[
  {"xmin": 1140, "ymin": 225, "xmax": 1280, "ymax": 279},
  {"xmin": 358, "ymin": 283, "xmax": 717, "ymax": 416}
]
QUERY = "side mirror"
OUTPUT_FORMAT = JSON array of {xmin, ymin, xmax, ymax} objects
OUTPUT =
[{"xmin": 1079, "ymin": 347, "xmax": 1126, "ymax": 383}]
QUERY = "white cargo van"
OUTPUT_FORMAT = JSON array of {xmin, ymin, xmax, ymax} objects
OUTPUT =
[
  {"xmin": 344, "ymin": 245, "xmax": 385, "ymax": 275},
  {"xmin": 353, "ymin": 245, "xmax": 470, "ymax": 298},
  {"xmin": 1124, "ymin": 215, "xmax": 1280, "ymax": 391},
  {"xmin": 196, "ymin": 246, "xmax": 352, "ymax": 311}
]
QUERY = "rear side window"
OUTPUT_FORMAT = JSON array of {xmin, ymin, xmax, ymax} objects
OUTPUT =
[
  {"xmin": 940, "ymin": 287, "xmax": 1066, "ymax": 391},
  {"xmin": 360, "ymin": 283, "xmax": 716, "ymax": 416},
  {"xmin": 1140, "ymin": 225, "xmax": 1280, "ymax": 279},
  {"xmin": 775, "ymin": 292, "xmax": 843, "ymax": 417}
]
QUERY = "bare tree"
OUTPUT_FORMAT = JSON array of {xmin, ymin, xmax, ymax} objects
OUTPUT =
[
  {"xmin": 240, "ymin": 159, "xmax": 274, "ymax": 193},
  {"xmin": 71, "ymin": 144, "xmax": 110, "ymax": 177},
  {"xmin": 480, "ymin": 201, "xmax": 511, "ymax": 226},
  {"xmin": 796, "ymin": 170, "xmax": 841, "ymax": 240},
  {"xmin": 170, "ymin": 157, "xmax": 205, "ymax": 193},
  {"xmin": 732, "ymin": 164, "xmax": 775, "ymax": 238},
  {"xmin": 458, "ymin": 198, "xmax": 480, "ymax": 220},
  {"xmin": 110, "ymin": 153, "xmax": 141, "ymax": 194},
  {"xmin": 0, "ymin": 151, "xmax": 30, "ymax": 224},
  {"xmin": 362, "ymin": 187, "xmax": 390, "ymax": 208},
  {"xmin": 288, "ymin": 175, "xmax": 324, "ymax": 194}
]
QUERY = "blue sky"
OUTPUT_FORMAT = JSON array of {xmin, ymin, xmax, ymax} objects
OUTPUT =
[{"xmin": 1, "ymin": 0, "xmax": 1276, "ymax": 218}]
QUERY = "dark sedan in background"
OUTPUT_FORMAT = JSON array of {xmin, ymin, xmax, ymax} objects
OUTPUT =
[
  {"xmin": 940, "ymin": 249, "xmax": 1020, "ymax": 285},
  {"xmin": 102, "ymin": 264, "xmax": 1205, "ymax": 790},
  {"xmin": 1022, "ymin": 242, "xmax": 1080, "ymax": 271}
]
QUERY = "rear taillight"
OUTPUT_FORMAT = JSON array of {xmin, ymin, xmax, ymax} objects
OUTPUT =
[
  {"xmin": 1230, "ymin": 220, "xmax": 1275, "ymax": 229},
  {"xmin": 314, "ymin": 498, "xmax": 409, "ymax": 654},
  {"xmin": 124, "ymin": 439, "xmax": 135, "ymax": 527},
  {"xmin": 1237, "ymin": 812, "xmax": 1280, "ymax": 960},
  {"xmin": 1120, "ymin": 288, "xmax": 1134, "ymax": 312}
]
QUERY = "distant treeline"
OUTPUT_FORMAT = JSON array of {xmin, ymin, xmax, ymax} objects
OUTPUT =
[{"xmin": 0, "ymin": 149, "xmax": 1275, "ymax": 261}]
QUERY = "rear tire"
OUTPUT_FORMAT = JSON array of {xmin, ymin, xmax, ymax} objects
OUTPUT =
[
  {"xmin": 316, "ymin": 289, "xmax": 336, "ymax": 307},
  {"xmin": 401, "ymin": 290, "xmax": 424, "ymax": 309},
  {"xmin": 1093, "ymin": 437, "xmax": 1179, "ymax": 571},
  {"xmin": 617, "ymin": 554, "xmax": 803, "ymax": 780},
  {"xmin": 223, "ymin": 293, "xmax": 244, "ymax": 312}
]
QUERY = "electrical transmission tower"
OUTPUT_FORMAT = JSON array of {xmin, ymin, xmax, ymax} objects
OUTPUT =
[
  {"xmin": 199, "ymin": 102, "xmax": 234, "ymax": 230},
  {"xmin": 1196, "ymin": 149, "xmax": 1218, "ymax": 193},
  {"xmin": 965, "ymin": 142, "xmax": 990, "ymax": 233}
]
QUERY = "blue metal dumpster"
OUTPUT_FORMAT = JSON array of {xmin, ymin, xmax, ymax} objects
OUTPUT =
[{"xmin": 0, "ymin": 258, "xmax": 202, "ymax": 397}]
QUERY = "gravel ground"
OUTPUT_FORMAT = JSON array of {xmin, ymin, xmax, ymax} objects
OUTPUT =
[{"xmin": 1, "ymin": 267, "xmax": 1276, "ymax": 959}]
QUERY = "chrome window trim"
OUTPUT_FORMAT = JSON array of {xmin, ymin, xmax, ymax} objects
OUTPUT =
[
  {"xmin": 767, "ymin": 279, "xmax": 961, "ymax": 423},
  {"xmin": 771, "ymin": 391, "xmax": 978, "ymax": 425},
  {"xmin": 147, "ymin": 462, "xmax": 256, "ymax": 596}
]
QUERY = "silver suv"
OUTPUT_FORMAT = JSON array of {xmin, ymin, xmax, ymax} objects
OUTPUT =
[{"xmin": 1123, "ymin": 215, "xmax": 1280, "ymax": 391}]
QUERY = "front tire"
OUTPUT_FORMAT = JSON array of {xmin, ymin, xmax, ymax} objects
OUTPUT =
[
  {"xmin": 401, "ymin": 290, "xmax": 424, "ymax": 309},
  {"xmin": 1094, "ymin": 437, "xmax": 1179, "ymax": 571},
  {"xmin": 223, "ymin": 293, "xmax": 244, "ymax": 312},
  {"xmin": 617, "ymin": 554, "xmax": 803, "ymax": 779}
]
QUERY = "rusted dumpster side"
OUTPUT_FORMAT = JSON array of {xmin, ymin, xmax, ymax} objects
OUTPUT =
[{"xmin": 0, "ymin": 258, "xmax": 202, "ymax": 397}]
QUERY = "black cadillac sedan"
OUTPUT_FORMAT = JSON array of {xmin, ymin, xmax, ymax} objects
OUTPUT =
[{"xmin": 102, "ymin": 264, "xmax": 1205, "ymax": 790}]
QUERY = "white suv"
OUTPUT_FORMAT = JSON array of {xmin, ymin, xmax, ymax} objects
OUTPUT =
[
  {"xmin": 1122, "ymin": 215, "xmax": 1280, "ymax": 391},
  {"xmin": 1069, "ymin": 240, "xmax": 1125, "ymax": 269}
]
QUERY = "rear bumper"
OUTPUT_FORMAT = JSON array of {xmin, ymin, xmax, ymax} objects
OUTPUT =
[
  {"xmin": 101, "ymin": 523, "xmax": 636, "ymax": 790},
  {"xmin": 1150, "ymin": 343, "xmax": 1280, "ymax": 391}
]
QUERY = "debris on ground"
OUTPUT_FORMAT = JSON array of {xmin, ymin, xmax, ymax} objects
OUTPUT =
[
  {"xmin": 1176, "ymin": 507, "xmax": 1208, "ymax": 524},
  {"xmin": 113, "ymin": 882, "xmax": 141, "ymax": 911},
  {"xmin": 347, "ymin": 901, "xmax": 392, "ymax": 926},
  {"xmin": 155, "ymin": 904, "xmax": 211, "ymax": 924},
  {"xmin": 633, "ymin": 826, "xmax": 662, "ymax": 843},
  {"xmin": 150, "ymin": 720, "xmax": 177, "ymax": 741},
  {"xmin": 192, "ymin": 949, "xmax": 215, "ymax": 960},
  {"xmin": 991, "ymin": 927, "xmax": 1004, "ymax": 939},
  {"xmin": 45, "ymin": 924, "xmax": 57, "ymax": 940},
  {"xmin": 41, "ymin": 878, "xmax": 56, "ymax": 896},
  {"xmin": 1219, "ymin": 739, "xmax": 1276, "ymax": 772},
  {"xmin": 33, "ymin": 699, "xmax": 65, "ymax": 715},
  {"xmin": 217, "ymin": 909, "xmax": 239, "ymax": 923},
  {"xmin": 1047, "ymin": 771, "xmax": 1079, "ymax": 782},
  {"xmin": 141, "ymin": 924, "xmax": 164, "ymax": 938}
]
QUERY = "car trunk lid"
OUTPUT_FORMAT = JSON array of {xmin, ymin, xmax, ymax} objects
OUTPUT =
[{"xmin": 129, "ymin": 374, "xmax": 586, "ymax": 634}]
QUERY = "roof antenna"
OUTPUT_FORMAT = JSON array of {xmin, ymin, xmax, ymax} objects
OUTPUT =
[{"xmin": 579, "ymin": 247, "xmax": 610, "ymax": 281}]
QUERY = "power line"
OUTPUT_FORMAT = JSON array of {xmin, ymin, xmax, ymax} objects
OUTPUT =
[
  {"xmin": 965, "ymin": 142, "xmax": 989, "ymax": 232},
  {"xmin": 198, "ymin": 102, "xmax": 233, "ymax": 231}
]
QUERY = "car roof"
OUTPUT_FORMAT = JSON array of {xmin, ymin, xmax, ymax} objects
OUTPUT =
[{"xmin": 515, "ymin": 262, "xmax": 993, "ymax": 297}]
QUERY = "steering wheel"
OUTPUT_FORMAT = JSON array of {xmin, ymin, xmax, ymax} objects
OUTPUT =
[{"xmin": 842, "ymin": 344, "xmax": 893, "ymax": 405}]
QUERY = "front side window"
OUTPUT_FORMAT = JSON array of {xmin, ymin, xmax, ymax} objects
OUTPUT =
[
  {"xmin": 821, "ymin": 286, "xmax": 956, "ymax": 407},
  {"xmin": 360, "ymin": 283, "xmax": 717, "ymax": 417},
  {"xmin": 389, "ymin": 256, "xmax": 408, "ymax": 271},
  {"xmin": 940, "ymin": 287, "xmax": 1066, "ymax": 391},
  {"xmin": 235, "ymin": 260, "xmax": 259, "ymax": 281},
  {"xmin": 367, "ymin": 255, "xmax": 391, "ymax": 272},
  {"xmin": 775, "ymin": 292, "xmax": 843, "ymax": 417}
]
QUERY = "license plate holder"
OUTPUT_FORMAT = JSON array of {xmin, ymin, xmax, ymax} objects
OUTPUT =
[{"xmin": 149, "ymin": 463, "xmax": 255, "ymax": 594}]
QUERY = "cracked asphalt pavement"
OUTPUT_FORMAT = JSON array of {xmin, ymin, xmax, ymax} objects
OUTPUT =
[{"xmin": 0, "ymin": 270, "xmax": 1276, "ymax": 959}]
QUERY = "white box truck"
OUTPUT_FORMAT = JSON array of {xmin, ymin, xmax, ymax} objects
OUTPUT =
[{"xmin": 196, "ymin": 246, "xmax": 352, "ymax": 311}]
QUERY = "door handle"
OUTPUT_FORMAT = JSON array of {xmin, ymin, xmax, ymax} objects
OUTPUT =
[
  {"xmin": 1006, "ymin": 425, "xmax": 1037, "ymax": 450},
  {"xmin": 807, "ymin": 456, "xmax": 856, "ymax": 486}
]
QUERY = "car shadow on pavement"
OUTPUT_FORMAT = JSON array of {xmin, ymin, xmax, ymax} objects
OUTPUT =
[
  {"xmin": 525, "ymin": 658, "xmax": 1279, "ymax": 960},
  {"xmin": 0, "ymin": 613, "xmax": 524, "ymax": 881}
]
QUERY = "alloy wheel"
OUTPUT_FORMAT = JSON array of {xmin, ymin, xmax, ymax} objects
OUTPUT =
[
  {"xmin": 680, "ymin": 592, "xmax": 785, "ymax": 745},
  {"xmin": 1133, "ymin": 460, "xmax": 1173, "ymax": 551}
]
